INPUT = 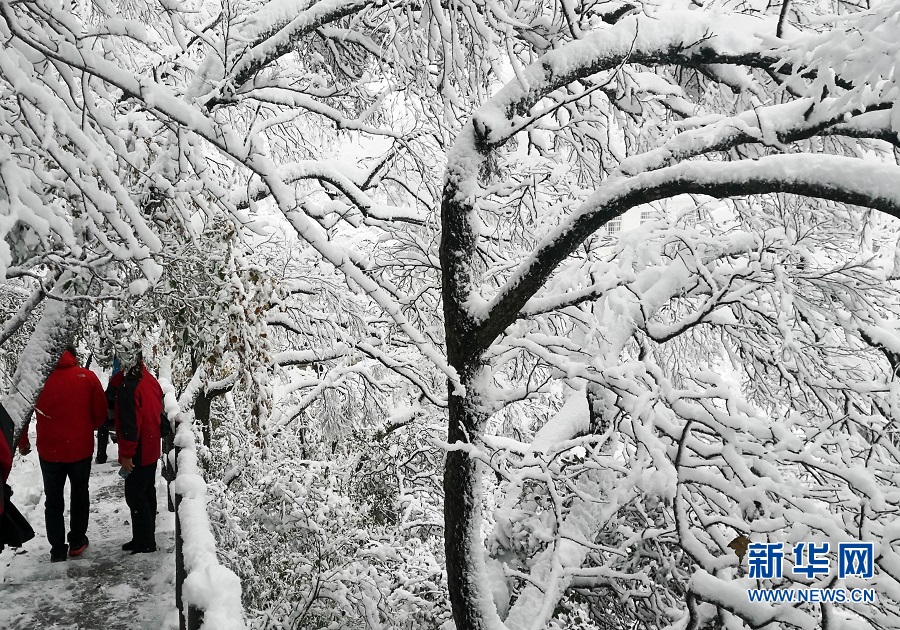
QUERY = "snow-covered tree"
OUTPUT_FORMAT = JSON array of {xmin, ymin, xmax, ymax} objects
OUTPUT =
[
  {"xmin": 438, "ymin": 3, "xmax": 900, "ymax": 629},
  {"xmin": 5, "ymin": 0, "xmax": 900, "ymax": 628}
]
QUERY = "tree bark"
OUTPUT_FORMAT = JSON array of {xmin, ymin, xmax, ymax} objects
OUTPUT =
[
  {"xmin": 444, "ymin": 386, "xmax": 499, "ymax": 629},
  {"xmin": 194, "ymin": 390, "xmax": 213, "ymax": 449},
  {"xmin": 441, "ymin": 151, "xmax": 508, "ymax": 627}
]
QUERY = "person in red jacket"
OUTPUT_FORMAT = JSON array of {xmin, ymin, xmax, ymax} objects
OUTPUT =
[
  {"xmin": 114, "ymin": 352, "xmax": 163, "ymax": 554},
  {"xmin": 31, "ymin": 346, "xmax": 107, "ymax": 561}
]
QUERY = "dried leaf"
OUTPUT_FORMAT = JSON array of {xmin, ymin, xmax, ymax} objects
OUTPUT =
[{"xmin": 728, "ymin": 535, "xmax": 751, "ymax": 561}]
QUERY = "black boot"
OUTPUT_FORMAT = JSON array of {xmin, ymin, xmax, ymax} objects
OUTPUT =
[
  {"xmin": 50, "ymin": 544, "xmax": 68, "ymax": 562},
  {"xmin": 130, "ymin": 543, "xmax": 157, "ymax": 554}
]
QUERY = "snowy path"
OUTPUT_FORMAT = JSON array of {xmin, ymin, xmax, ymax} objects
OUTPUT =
[{"xmin": 0, "ymin": 435, "xmax": 177, "ymax": 630}]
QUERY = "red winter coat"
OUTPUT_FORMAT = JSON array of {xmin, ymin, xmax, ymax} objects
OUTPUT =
[
  {"xmin": 114, "ymin": 365, "xmax": 163, "ymax": 466},
  {"xmin": 33, "ymin": 351, "xmax": 107, "ymax": 463}
]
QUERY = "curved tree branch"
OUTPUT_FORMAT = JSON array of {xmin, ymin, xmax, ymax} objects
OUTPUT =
[
  {"xmin": 201, "ymin": 0, "xmax": 376, "ymax": 109},
  {"xmin": 478, "ymin": 154, "xmax": 900, "ymax": 350}
]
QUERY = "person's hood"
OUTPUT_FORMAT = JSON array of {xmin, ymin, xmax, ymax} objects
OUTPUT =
[{"xmin": 55, "ymin": 350, "xmax": 77, "ymax": 369}]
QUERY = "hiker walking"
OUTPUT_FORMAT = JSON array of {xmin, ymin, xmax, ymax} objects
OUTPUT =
[
  {"xmin": 29, "ymin": 346, "xmax": 107, "ymax": 561},
  {"xmin": 114, "ymin": 351, "xmax": 163, "ymax": 554}
]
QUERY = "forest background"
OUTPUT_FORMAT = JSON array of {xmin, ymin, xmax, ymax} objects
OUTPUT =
[{"xmin": 3, "ymin": 0, "xmax": 900, "ymax": 628}]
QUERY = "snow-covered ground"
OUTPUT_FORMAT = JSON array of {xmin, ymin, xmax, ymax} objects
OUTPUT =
[{"xmin": 0, "ymin": 427, "xmax": 177, "ymax": 630}]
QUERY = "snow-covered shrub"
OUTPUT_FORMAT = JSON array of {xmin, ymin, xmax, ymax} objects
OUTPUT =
[{"xmin": 207, "ymin": 410, "xmax": 450, "ymax": 630}]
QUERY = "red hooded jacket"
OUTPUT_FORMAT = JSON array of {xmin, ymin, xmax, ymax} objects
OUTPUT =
[
  {"xmin": 33, "ymin": 351, "xmax": 107, "ymax": 463},
  {"xmin": 114, "ymin": 364, "xmax": 163, "ymax": 466}
]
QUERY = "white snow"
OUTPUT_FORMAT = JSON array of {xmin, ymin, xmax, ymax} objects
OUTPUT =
[
  {"xmin": 159, "ymin": 370, "xmax": 247, "ymax": 630},
  {"xmin": 1, "ymin": 417, "xmax": 176, "ymax": 629}
]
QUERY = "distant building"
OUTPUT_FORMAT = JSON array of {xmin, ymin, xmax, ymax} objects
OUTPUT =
[{"xmin": 602, "ymin": 197, "xmax": 705, "ymax": 240}]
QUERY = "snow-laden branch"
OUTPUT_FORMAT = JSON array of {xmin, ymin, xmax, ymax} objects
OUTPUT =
[
  {"xmin": 469, "ymin": 11, "xmax": 776, "ymax": 149},
  {"xmin": 233, "ymin": 159, "xmax": 423, "ymax": 224},
  {"xmin": 273, "ymin": 343, "xmax": 355, "ymax": 367},
  {"xmin": 442, "ymin": 9, "xmax": 781, "ymax": 359},
  {"xmin": 357, "ymin": 340, "xmax": 448, "ymax": 406},
  {"xmin": 3, "ymin": 271, "xmax": 95, "ymax": 436},
  {"xmin": 0, "ymin": 39, "xmax": 163, "ymax": 281},
  {"xmin": 246, "ymin": 87, "xmax": 411, "ymax": 138},
  {"xmin": 520, "ymin": 271, "xmax": 627, "ymax": 317},
  {"xmin": 616, "ymin": 99, "xmax": 895, "ymax": 178},
  {"xmin": 0, "ymin": 271, "xmax": 57, "ymax": 348},
  {"xmin": 199, "ymin": 0, "xmax": 375, "ymax": 108},
  {"xmin": 476, "ymin": 154, "xmax": 900, "ymax": 350},
  {"xmin": 1, "ymin": 4, "xmax": 460, "ymax": 391},
  {"xmin": 690, "ymin": 570, "xmax": 817, "ymax": 629}
]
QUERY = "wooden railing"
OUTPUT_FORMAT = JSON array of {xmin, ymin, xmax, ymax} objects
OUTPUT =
[{"xmin": 159, "ymin": 370, "xmax": 246, "ymax": 630}]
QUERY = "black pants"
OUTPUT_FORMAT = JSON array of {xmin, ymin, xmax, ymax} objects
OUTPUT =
[
  {"xmin": 40, "ymin": 457, "xmax": 92, "ymax": 554},
  {"xmin": 96, "ymin": 426, "xmax": 109, "ymax": 460},
  {"xmin": 124, "ymin": 462, "xmax": 157, "ymax": 548},
  {"xmin": 96, "ymin": 419, "xmax": 115, "ymax": 460}
]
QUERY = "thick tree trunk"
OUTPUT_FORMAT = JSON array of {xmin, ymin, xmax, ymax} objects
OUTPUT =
[
  {"xmin": 441, "ymin": 158, "xmax": 505, "ymax": 629},
  {"xmin": 193, "ymin": 383, "xmax": 233, "ymax": 450},
  {"xmin": 444, "ymin": 377, "xmax": 505, "ymax": 630},
  {"xmin": 195, "ymin": 390, "xmax": 213, "ymax": 448}
]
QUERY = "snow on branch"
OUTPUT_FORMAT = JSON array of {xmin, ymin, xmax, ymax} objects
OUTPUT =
[
  {"xmin": 0, "ymin": 270, "xmax": 57, "ymax": 348},
  {"xmin": 467, "ymin": 11, "xmax": 776, "ymax": 149},
  {"xmin": 200, "ymin": 0, "xmax": 375, "ymax": 108},
  {"xmin": 616, "ymin": 99, "xmax": 896, "ymax": 177},
  {"xmin": 441, "ymin": 9, "xmax": 781, "ymax": 352},
  {"xmin": 1, "ymin": 4, "xmax": 460, "ymax": 391},
  {"xmin": 234, "ymin": 159, "xmax": 423, "ymax": 225},
  {"xmin": 773, "ymin": 0, "xmax": 900, "ymax": 121},
  {"xmin": 2, "ymin": 274, "xmax": 86, "ymax": 436},
  {"xmin": 520, "ymin": 271, "xmax": 628, "ymax": 317},
  {"xmin": 273, "ymin": 343, "xmax": 355, "ymax": 366},
  {"xmin": 0, "ymin": 41, "xmax": 163, "ymax": 281},
  {"xmin": 476, "ymin": 154, "xmax": 900, "ymax": 349},
  {"xmin": 246, "ymin": 87, "xmax": 410, "ymax": 138}
]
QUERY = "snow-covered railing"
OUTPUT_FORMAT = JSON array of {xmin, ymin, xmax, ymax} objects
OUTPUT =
[{"xmin": 159, "ymin": 369, "xmax": 246, "ymax": 630}]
